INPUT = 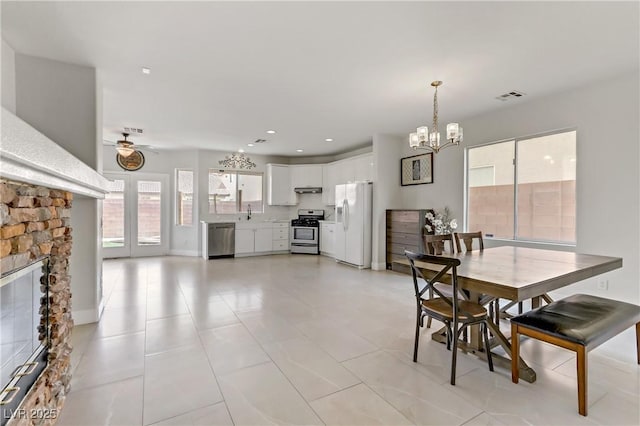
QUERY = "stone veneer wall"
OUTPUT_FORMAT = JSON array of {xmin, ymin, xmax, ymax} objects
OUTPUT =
[{"xmin": 0, "ymin": 179, "xmax": 73, "ymax": 425}]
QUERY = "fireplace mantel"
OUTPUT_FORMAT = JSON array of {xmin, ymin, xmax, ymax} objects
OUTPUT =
[{"xmin": 1, "ymin": 108, "xmax": 108, "ymax": 198}]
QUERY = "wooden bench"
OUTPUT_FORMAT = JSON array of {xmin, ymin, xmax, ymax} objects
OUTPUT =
[{"xmin": 511, "ymin": 294, "xmax": 640, "ymax": 416}]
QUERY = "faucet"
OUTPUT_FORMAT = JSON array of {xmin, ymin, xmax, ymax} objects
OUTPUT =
[{"xmin": 247, "ymin": 204, "xmax": 252, "ymax": 220}]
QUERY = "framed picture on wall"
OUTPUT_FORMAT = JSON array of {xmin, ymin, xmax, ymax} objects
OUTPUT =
[{"xmin": 401, "ymin": 153, "xmax": 433, "ymax": 186}]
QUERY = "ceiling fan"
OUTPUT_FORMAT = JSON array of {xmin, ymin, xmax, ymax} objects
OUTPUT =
[{"xmin": 103, "ymin": 133, "xmax": 157, "ymax": 156}]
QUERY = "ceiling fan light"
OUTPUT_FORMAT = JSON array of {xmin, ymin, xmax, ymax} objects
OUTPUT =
[{"xmin": 117, "ymin": 146, "xmax": 135, "ymax": 157}]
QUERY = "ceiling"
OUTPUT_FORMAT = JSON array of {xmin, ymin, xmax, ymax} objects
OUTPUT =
[{"xmin": 2, "ymin": 1, "xmax": 638, "ymax": 157}]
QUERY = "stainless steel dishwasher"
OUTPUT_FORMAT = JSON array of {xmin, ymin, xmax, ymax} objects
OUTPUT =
[{"xmin": 203, "ymin": 222, "xmax": 235, "ymax": 259}]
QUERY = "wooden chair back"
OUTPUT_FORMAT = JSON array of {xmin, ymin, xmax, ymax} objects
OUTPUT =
[
  {"xmin": 423, "ymin": 234, "xmax": 456, "ymax": 255},
  {"xmin": 404, "ymin": 250, "xmax": 461, "ymax": 307},
  {"xmin": 454, "ymin": 231, "xmax": 484, "ymax": 253}
]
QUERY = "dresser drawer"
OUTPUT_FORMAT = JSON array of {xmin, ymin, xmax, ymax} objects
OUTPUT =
[{"xmin": 388, "ymin": 232, "xmax": 419, "ymax": 245}]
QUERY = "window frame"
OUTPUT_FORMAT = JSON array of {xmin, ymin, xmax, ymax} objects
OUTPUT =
[
  {"xmin": 175, "ymin": 169, "xmax": 194, "ymax": 227},
  {"xmin": 464, "ymin": 128, "xmax": 576, "ymax": 245},
  {"xmin": 208, "ymin": 169, "xmax": 264, "ymax": 214}
]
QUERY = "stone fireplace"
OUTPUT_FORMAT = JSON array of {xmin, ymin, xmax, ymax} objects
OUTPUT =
[
  {"xmin": 1, "ymin": 108, "xmax": 108, "ymax": 424},
  {"xmin": 1, "ymin": 181, "xmax": 73, "ymax": 425}
]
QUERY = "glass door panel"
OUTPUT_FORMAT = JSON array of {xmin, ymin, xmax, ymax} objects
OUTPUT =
[
  {"xmin": 137, "ymin": 181, "xmax": 162, "ymax": 246},
  {"xmin": 102, "ymin": 173, "xmax": 169, "ymax": 258}
]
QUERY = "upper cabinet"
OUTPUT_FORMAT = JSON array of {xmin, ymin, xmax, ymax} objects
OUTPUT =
[
  {"xmin": 322, "ymin": 153, "xmax": 373, "ymax": 205},
  {"xmin": 290, "ymin": 164, "xmax": 323, "ymax": 188},
  {"xmin": 266, "ymin": 164, "xmax": 296, "ymax": 206}
]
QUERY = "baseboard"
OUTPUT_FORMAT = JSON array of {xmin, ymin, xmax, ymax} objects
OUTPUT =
[
  {"xmin": 371, "ymin": 262, "xmax": 386, "ymax": 271},
  {"xmin": 169, "ymin": 249, "xmax": 199, "ymax": 257},
  {"xmin": 73, "ymin": 308, "xmax": 99, "ymax": 325}
]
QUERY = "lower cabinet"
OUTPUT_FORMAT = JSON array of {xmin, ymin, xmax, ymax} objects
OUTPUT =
[
  {"xmin": 320, "ymin": 222, "xmax": 336, "ymax": 257},
  {"xmin": 235, "ymin": 222, "xmax": 289, "ymax": 256}
]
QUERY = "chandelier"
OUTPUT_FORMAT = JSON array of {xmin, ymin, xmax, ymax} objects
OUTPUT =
[
  {"xmin": 115, "ymin": 133, "xmax": 135, "ymax": 157},
  {"xmin": 409, "ymin": 81, "xmax": 463, "ymax": 153},
  {"xmin": 218, "ymin": 153, "xmax": 256, "ymax": 170}
]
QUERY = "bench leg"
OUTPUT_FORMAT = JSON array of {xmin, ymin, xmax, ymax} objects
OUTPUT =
[
  {"xmin": 511, "ymin": 322, "xmax": 520, "ymax": 383},
  {"xmin": 577, "ymin": 346, "xmax": 587, "ymax": 416}
]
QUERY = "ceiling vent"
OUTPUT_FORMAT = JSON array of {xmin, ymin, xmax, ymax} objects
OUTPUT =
[
  {"xmin": 495, "ymin": 91, "xmax": 526, "ymax": 102},
  {"xmin": 124, "ymin": 127, "xmax": 144, "ymax": 134},
  {"xmin": 253, "ymin": 138, "xmax": 267, "ymax": 144}
]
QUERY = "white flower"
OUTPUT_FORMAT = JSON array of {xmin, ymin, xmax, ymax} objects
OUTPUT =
[
  {"xmin": 425, "ymin": 207, "xmax": 457, "ymax": 235},
  {"xmin": 450, "ymin": 219, "xmax": 458, "ymax": 230}
]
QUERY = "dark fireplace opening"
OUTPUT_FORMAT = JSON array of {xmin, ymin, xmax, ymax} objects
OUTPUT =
[{"xmin": 0, "ymin": 258, "xmax": 49, "ymax": 425}]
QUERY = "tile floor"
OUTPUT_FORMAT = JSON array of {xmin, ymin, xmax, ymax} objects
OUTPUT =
[{"xmin": 59, "ymin": 255, "xmax": 639, "ymax": 425}]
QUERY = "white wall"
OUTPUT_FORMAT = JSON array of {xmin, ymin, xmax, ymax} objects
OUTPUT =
[
  {"xmin": 1, "ymin": 39, "xmax": 16, "ymax": 113},
  {"xmin": 371, "ymin": 134, "xmax": 404, "ymax": 270},
  {"xmin": 14, "ymin": 53, "xmax": 103, "ymax": 324}
]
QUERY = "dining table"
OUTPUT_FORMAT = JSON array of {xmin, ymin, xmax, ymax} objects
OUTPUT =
[{"xmin": 392, "ymin": 246, "xmax": 623, "ymax": 383}]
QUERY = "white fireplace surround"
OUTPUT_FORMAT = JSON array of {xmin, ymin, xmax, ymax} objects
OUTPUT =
[{"xmin": 0, "ymin": 107, "xmax": 109, "ymax": 198}]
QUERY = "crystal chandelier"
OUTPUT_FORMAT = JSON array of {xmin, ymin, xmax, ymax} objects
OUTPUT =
[
  {"xmin": 409, "ymin": 81, "xmax": 463, "ymax": 153},
  {"xmin": 218, "ymin": 153, "xmax": 256, "ymax": 170}
]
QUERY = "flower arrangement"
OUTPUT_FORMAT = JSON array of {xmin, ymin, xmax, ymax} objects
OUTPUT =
[{"xmin": 425, "ymin": 207, "xmax": 458, "ymax": 235}]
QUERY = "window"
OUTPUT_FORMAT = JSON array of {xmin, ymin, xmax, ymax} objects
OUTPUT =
[
  {"xmin": 208, "ymin": 170, "xmax": 263, "ymax": 214},
  {"xmin": 176, "ymin": 169, "xmax": 193, "ymax": 226},
  {"xmin": 466, "ymin": 130, "xmax": 576, "ymax": 244}
]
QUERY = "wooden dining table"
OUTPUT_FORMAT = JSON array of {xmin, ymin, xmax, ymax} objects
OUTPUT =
[{"xmin": 392, "ymin": 246, "xmax": 623, "ymax": 383}]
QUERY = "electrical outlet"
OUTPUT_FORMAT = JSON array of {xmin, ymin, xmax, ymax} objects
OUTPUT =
[{"xmin": 597, "ymin": 279, "xmax": 609, "ymax": 290}]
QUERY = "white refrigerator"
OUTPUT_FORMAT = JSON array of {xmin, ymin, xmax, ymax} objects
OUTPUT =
[{"xmin": 334, "ymin": 182, "xmax": 372, "ymax": 268}]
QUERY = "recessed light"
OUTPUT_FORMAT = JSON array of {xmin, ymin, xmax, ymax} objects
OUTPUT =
[
  {"xmin": 142, "ymin": 67, "xmax": 151, "ymax": 75},
  {"xmin": 543, "ymin": 155, "xmax": 552, "ymax": 160},
  {"xmin": 238, "ymin": 149, "xmax": 245, "ymax": 153},
  {"xmin": 325, "ymin": 138, "xmax": 333, "ymax": 142},
  {"xmin": 296, "ymin": 149, "xmax": 304, "ymax": 153},
  {"xmin": 266, "ymin": 130, "xmax": 276, "ymax": 134},
  {"xmin": 247, "ymin": 143, "xmax": 254, "ymax": 147}
]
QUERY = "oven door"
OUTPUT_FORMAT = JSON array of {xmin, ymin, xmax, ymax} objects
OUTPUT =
[{"xmin": 291, "ymin": 226, "xmax": 318, "ymax": 245}]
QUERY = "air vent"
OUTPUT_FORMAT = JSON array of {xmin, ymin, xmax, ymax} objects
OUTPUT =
[
  {"xmin": 254, "ymin": 138, "xmax": 267, "ymax": 144},
  {"xmin": 124, "ymin": 127, "xmax": 144, "ymax": 134},
  {"xmin": 495, "ymin": 91, "xmax": 526, "ymax": 102}
]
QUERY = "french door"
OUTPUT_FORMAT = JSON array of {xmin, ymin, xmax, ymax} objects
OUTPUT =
[{"xmin": 102, "ymin": 172, "xmax": 169, "ymax": 258}]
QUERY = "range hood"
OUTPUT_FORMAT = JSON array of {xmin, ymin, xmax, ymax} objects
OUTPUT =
[{"xmin": 294, "ymin": 187, "xmax": 323, "ymax": 194}]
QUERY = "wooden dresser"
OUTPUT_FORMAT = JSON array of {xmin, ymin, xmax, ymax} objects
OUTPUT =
[{"xmin": 386, "ymin": 209, "xmax": 433, "ymax": 269}]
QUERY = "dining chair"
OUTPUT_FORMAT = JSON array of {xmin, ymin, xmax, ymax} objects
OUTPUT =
[
  {"xmin": 422, "ymin": 233, "xmax": 458, "ymax": 329},
  {"xmin": 405, "ymin": 250, "xmax": 494, "ymax": 385}
]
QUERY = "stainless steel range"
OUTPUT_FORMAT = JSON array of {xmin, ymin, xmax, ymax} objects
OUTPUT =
[{"xmin": 290, "ymin": 209, "xmax": 324, "ymax": 254}]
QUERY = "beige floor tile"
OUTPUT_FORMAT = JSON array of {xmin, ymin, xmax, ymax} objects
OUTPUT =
[
  {"xmin": 238, "ymin": 311, "xmax": 307, "ymax": 344},
  {"xmin": 69, "ymin": 323, "xmax": 97, "ymax": 374},
  {"xmin": 145, "ymin": 314, "xmax": 200, "ymax": 355},
  {"xmin": 146, "ymin": 294, "xmax": 190, "ymax": 320},
  {"xmin": 94, "ymin": 305, "xmax": 146, "ymax": 338},
  {"xmin": 295, "ymin": 318, "xmax": 378, "ymax": 362},
  {"xmin": 57, "ymin": 376, "xmax": 143, "ymax": 426},
  {"xmin": 344, "ymin": 350, "xmax": 483, "ymax": 425},
  {"xmin": 199, "ymin": 322, "xmax": 270, "ymax": 374},
  {"xmin": 189, "ymin": 300, "xmax": 239, "ymax": 331},
  {"xmin": 72, "ymin": 331, "xmax": 145, "ymax": 390},
  {"xmin": 218, "ymin": 362, "xmax": 323, "ymax": 425},
  {"xmin": 143, "ymin": 344, "xmax": 223, "ymax": 425},
  {"xmin": 461, "ymin": 412, "xmax": 509, "ymax": 425},
  {"xmin": 149, "ymin": 402, "xmax": 233, "ymax": 426},
  {"xmin": 310, "ymin": 383, "xmax": 413, "ymax": 425},
  {"xmin": 262, "ymin": 338, "xmax": 361, "ymax": 401}
]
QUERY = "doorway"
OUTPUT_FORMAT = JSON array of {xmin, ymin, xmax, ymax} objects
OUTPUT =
[{"xmin": 102, "ymin": 172, "xmax": 169, "ymax": 258}]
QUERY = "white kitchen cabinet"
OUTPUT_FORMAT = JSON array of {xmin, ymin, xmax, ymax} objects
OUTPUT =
[
  {"xmin": 266, "ymin": 164, "xmax": 296, "ymax": 206},
  {"xmin": 354, "ymin": 153, "xmax": 373, "ymax": 182},
  {"xmin": 254, "ymin": 228, "xmax": 273, "ymax": 252},
  {"xmin": 320, "ymin": 222, "xmax": 336, "ymax": 257},
  {"xmin": 235, "ymin": 229, "xmax": 255, "ymax": 254},
  {"xmin": 290, "ymin": 164, "xmax": 323, "ymax": 189},
  {"xmin": 272, "ymin": 222, "xmax": 289, "ymax": 252},
  {"xmin": 322, "ymin": 163, "xmax": 338, "ymax": 206}
]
